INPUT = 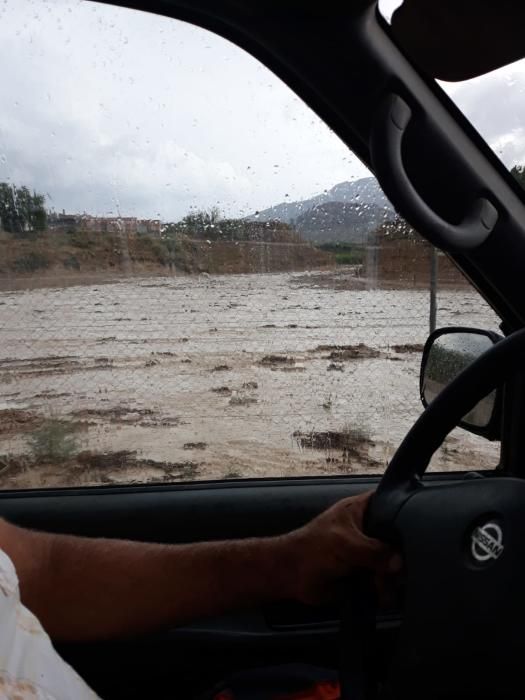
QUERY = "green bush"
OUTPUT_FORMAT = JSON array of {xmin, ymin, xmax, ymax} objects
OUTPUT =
[
  {"xmin": 12, "ymin": 251, "xmax": 51, "ymax": 273},
  {"xmin": 136, "ymin": 236, "xmax": 175, "ymax": 266},
  {"xmin": 335, "ymin": 251, "xmax": 364, "ymax": 265},
  {"xmin": 316, "ymin": 243, "xmax": 365, "ymax": 265},
  {"xmin": 28, "ymin": 420, "xmax": 79, "ymax": 463},
  {"xmin": 426, "ymin": 344, "xmax": 472, "ymax": 386},
  {"xmin": 149, "ymin": 239, "xmax": 170, "ymax": 265},
  {"xmin": 70, "ymin": 232, "xmax": 93, "ymax": 249},
  {"xmin": 63, "ymin": 254, "xmax": 80, "ymax": 270},
  {"xmin": 0, "ymin": 183, "xmax": 47, "ymax": 236}
]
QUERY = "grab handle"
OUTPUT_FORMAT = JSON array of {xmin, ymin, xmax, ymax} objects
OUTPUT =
[{"xmin": 370, "ymin": 94, "xmax": 498, "ymax": 251}]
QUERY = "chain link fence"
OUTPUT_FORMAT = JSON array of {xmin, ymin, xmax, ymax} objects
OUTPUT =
[{"xmin": 0, "ymin": 224, "xmax": 501, "ymax": 489}]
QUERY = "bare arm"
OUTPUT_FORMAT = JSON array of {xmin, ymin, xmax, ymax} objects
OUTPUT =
[{"xmin": 0, "ymin": 492, "xmax": 398, "ymax": 642}]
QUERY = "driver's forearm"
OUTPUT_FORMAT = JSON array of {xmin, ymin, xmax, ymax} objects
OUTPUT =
[{"xmin": 0, "ymin": 519, "xmax": 294, "ymax": 641}]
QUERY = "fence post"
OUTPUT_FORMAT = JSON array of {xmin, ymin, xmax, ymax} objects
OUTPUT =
[{"xmin": 429, "ymin": 247, "xmax": 438, "ymax": 334}]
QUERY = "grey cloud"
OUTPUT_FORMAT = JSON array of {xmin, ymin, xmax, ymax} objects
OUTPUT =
[
  {"xmin": 2, "ymin": 0, "xmax": 524, "ymax": 224},
  {"xmin": 441, "ymin": 65, "xmax": 525, "ymax": 168},
  {"xmin": 0, "ymin": 0, "xmax": 367, "ymax": 221}
]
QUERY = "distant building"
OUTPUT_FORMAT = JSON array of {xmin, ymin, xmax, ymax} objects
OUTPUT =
[
  {"xmin": 79, "ymin": 216, "xmax": 137, "ymax": 234},
  {"xmin": 137, "ymin": 219, "xmax": 161, "ymax": 236},
  {"xmin": 47, "ymin": 211, "xmax": 82, "ymax": 230},
  {"xmin": 47, "ymin": 212, "xmax": 162, "ymax": 236}
]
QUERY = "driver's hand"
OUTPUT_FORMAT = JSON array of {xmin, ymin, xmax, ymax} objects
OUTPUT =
[{"xmin": 281, "ymin": 491, "xmax": 401, "ymax": 605}]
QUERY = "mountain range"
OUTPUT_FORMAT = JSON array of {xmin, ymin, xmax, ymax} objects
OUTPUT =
[{"xmin": 250, "ymin": 177, "xmax": 395, "ymax": 244}]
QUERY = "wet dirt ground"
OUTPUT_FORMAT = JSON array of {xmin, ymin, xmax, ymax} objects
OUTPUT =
[{"xmin": 0, "ymin": 269, "xmax": 501, "ymax": 488}]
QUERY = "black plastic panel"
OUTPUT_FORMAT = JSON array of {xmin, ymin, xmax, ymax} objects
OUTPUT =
[{"xmin": 0, "ymin": 477, "xmax": 378, "ymax": 541}]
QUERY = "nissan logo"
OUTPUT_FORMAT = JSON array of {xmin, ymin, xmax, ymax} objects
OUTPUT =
[{"xmin": 471, "ymin": 522, "xmax": 504, "ymax": 563}]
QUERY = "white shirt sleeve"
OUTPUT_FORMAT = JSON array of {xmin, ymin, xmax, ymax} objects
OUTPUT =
[{"xmin": 0, "ymin": 548, "xmax": 100, "ymax": 700}]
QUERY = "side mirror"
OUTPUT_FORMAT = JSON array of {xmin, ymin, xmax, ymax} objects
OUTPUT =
[{"xmin": 420, "ymin": 327, "xmax": 502, "ymax": 439}]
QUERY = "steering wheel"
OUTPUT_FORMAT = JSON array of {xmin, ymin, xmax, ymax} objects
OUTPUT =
[{"xmin": 340, "ymin": 327, "xmax": 525, "ymax": 700}]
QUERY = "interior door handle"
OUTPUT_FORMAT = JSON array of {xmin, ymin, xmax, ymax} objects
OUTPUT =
[{"xmin": 370, "ymin": 94, "xmax": 499, "ymax": 251}]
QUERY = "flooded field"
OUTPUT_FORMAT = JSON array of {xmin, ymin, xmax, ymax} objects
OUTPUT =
[{"xmin": 0, "ymin": 269, "xmax": 501, "ymax": 488}]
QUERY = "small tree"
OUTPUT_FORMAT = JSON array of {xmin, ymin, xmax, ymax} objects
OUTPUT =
[
  {"xmin": 0, "ymin": 183, "xmax": 47, "ymax": 236},
  {"xmin": 13, "ymin": 252, "xmax": 51, "ymax": 273},
  {"xmin": 511, "ymin": 164, "xmax": 525, "ymax": 189},
  {"xmin": 180, "ymin": 207, "xmax": 221, "ymax": 238}
]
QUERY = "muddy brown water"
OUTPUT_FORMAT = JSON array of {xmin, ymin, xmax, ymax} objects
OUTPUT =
[{"xmin": 0, "ymin": 269, "xmax": 500, "ymax": 488}]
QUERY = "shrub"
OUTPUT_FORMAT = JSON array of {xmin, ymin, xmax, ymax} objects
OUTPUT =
[
  {"xmin": 28, "ymin": 420, "xmax": 79, "ymax": 463},
  {"xmin": 224, "ymin": 470, "xmax": 242, "ymax": 479},
  {"xmin": 136, "ymin": 236, "xmax": 171, "ymax": 265},
  {"xmin": 335, "ymin": 251, "xmax": 364, "ymax": 265},
  {"xmin": 316, "ymin": 243, "xmax": 365, "ymax": 265},
  {"xmin": 70, "ymin": 232, "xmax": 93, "ymax": 249},
  {"xmin": 12, "ymin": 252, "xmax": 51, "ymax": 273},
  {"xmin": 63, "ymin": 254, "xmax": 80, "ymax": 270}
]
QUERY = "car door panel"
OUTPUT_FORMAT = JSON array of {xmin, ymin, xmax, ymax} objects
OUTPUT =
[
  {"xmin": 0, "ymin": 478, "xmax": 374, "ymax": 541},
  {"xmin": 0, "ymin": 479, "xmax": 366, "ymax": 697},
  {"xmin": 0, "ymin": 475, "xmax": 466, "ymax": 542},
  {"xmin": 0, "ymin": 475, "xmax": 467, "ymax": 698}
]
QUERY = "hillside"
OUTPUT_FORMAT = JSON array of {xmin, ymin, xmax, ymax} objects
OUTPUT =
[
  {"xmin": 294, "ymin": 201, "xmax": 388, "ymax": 245},
  {"xmin": 0, "ymin": 230, "xmax": 333, "ymax": 289},
  {"xmin": 249, "ymin": 177, "xmax": 395, "ymax": 243}
]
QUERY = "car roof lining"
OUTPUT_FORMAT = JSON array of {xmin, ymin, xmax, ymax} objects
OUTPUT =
[{"xmin": 391, "ymin": 0, "xmax": 525, "ymax": 82}]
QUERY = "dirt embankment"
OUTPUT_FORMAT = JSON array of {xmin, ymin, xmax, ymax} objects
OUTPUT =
[
  {"xmin": 181, "ymin": 239, "xmax": 332, "ymax": 274},
  {"xmin": 0, "ymin": 231, "xmax": 334, "ymax": 289}
]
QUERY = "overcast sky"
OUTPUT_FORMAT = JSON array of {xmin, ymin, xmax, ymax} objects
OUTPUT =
[{"xmin": 0, "ymin": 0, "xmax": 524, "ymax": 222}]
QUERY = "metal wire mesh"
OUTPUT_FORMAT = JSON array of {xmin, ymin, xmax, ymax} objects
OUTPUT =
[
  {"xmin": 0, "ymin": 0, "xmax": 503, "ymax": 489},
  {"xmin": 0, "ymin": 233, "xmax": 501, "ymax": 489}
]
